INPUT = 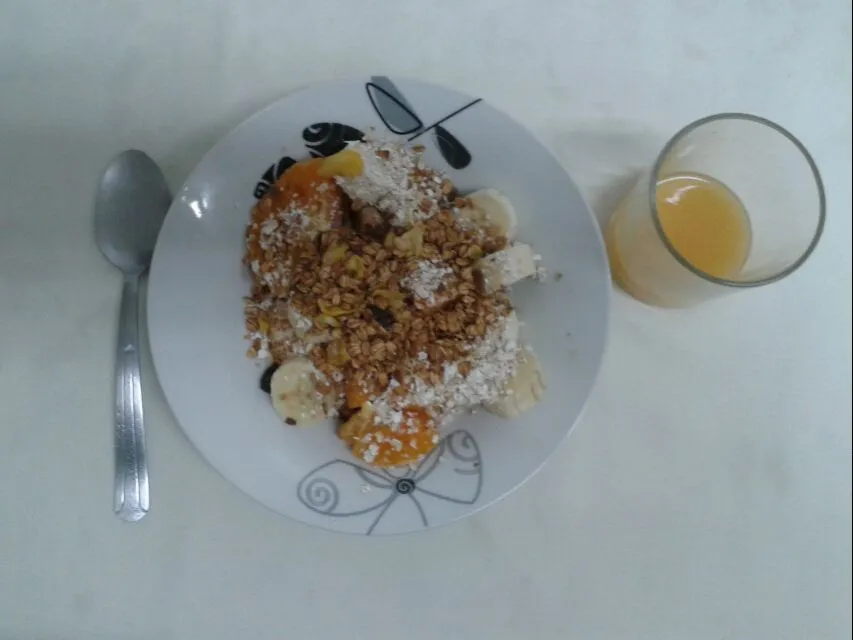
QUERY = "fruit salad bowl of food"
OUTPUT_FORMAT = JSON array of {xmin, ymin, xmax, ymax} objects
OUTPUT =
[{"xmin": 149, "ymin": 77, "xmax": 609, "ymax": 534}]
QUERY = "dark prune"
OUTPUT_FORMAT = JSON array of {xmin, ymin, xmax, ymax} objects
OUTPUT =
[
  {"xmin": 259, "ymin": 363, "xmax": 279, "ymax": 394},
  {"xmin": 368, "ymin": 304, "xmax": 395, "ymax": 330}
]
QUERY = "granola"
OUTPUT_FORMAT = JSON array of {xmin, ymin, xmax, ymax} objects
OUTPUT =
[{"xmin": 244, "ymin": 138, "xmax": 546, "ymax": 469}]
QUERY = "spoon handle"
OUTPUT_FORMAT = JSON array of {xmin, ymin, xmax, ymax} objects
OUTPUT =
[{"xmin": 114, "ymin": 273, "xmax": 149, "ymax": 521}]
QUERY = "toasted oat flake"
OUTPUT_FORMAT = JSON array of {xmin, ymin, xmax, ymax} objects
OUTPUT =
[
  {"xmin": 369, "ymin": 314, "xmax": 520, "ymax": 428},
  {"xmin": 243, "ymin": 137, "xmax": 543, "ymax": 469}
]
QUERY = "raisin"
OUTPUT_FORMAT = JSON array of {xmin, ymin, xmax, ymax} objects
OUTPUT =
[{"xmin": 368, "ymin": 304, "xmax": 395, "ymax": 330}]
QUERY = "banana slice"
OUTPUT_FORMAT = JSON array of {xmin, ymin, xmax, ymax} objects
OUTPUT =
[
  {"xmin": 457, "ymin": 188, "xmax": 518, "ymax": 240},
  {"xmin": 486, "ymin": 347, "xmax": 546, "ymax": 418},
  {"xmin": 502, "ymin": 310, "xmax": 522, "ymax": 344},
  {"xmin": 269, "ymin": 358, "xmax": 334, "ymax": 427},
  {"xmin": 474, "ymin": 243, "xmax": 538, "ymax": 293}
]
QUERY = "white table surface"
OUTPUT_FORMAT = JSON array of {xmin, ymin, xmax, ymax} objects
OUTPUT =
[{"xmin": 1, "ymin": 1, "xmax": 850, "ymax": 638}]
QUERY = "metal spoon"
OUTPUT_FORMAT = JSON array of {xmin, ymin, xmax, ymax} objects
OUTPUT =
[{"xmin": 94, "ymin": 150, "xmax": 171, "ymax": 522}]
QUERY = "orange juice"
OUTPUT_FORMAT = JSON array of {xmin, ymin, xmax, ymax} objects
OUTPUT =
[{"xmin": 606, "ymin": 173, "xmax": 752, "ymax": 306}]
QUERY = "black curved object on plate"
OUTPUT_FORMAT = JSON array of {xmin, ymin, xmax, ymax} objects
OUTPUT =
[
  {"xmin": 432, "ymin": 124, "xmax": 472, "ymax": 170},
  {"xmin": 368, "ymin": 75, "xmax": 475, "ymax": 170}
]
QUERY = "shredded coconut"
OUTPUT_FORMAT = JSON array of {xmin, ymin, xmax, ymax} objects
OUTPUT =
[
  {"xmin": 401, "ymin": 260, "xmax": 452, "ymax": 304},
  {"xmin": 370, "ymin": 315, "xmax": 521, "ymax": 429},
  {"xmin": 258, "ymin": 207, "xmax": 310, "ymax": 251},
  {"xmin": 335, "ymin": 139, "xmax": 444, "ymax": 226},
  {"xmin": 247, "ymin": 330, "xmax": 270, "ymax": 361},
  {"xmin": 254, "ymin": 206, "xmax": 314, "ymax": 292}
]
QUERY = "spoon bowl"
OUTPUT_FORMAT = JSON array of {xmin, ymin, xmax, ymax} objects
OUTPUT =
[{"xmin": 95, "ymin": 150, "xmax": 172, "ymax": 273}]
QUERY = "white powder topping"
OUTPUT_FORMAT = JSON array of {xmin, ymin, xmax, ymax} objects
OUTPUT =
[
  {"xmin": 477, "ymin": 244, "xmax": 538, "ymax": 292},
  {"xmin": 258, "ymin": 207, "xmax": 310, "ymax": 251},
  {"xmin": 533, "ymin": 253, "xmax": 547, "ymax": 282},
  {"xmin": 254, "ymin": 206, "xmax": 314, "ymax": 294},
  {"xmin": 336, "ymin": 139, "xmax": 444, "ymax": 226},
  {"xmin": 248, "ymin": 330, "xmax": 270, "ymax": 361},
  {"xmin": 401, "ymin": 260, "xmax": 452, "ymax": 304},
  {"xmin": 370, "ymin": 315, "xmax": 521, "ymax": 429},
  {"xmin": 363, "ymin": 443, "xmax": 380, "ymax": 464}
]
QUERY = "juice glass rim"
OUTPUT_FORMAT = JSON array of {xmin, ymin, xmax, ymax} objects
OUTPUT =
[{"xmin": 648, "ymin": 112, "xmax": 827, "ymax": 289}]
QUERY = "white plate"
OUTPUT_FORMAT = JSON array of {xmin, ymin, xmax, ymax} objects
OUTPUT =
[{"xmin": 148, "ymin": 77, "xmax": 610, "ymax": 535}]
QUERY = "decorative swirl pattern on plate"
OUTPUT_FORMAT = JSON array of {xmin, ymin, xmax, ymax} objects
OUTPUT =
[
  {"xmin": 302, "ymin": 123, "xmax": 365, "ymax": 158},
  {"xmin": 299, "ymin": 478, "xmax": 339, "ymax": 513},
  {"xmin": 253, "ymin": 76, "xmax": 484, "ymax": 197},
  {"xmin": 253, "ymin": 122, "xmax": 363, "ymax": 198},
  {"xmin": 394, "ymin": 478, "xmax": 416, "ymax": 495},
  {"xmin": 295, "ymin": 430, "xmax": 483, "ymax": 534},
  {"xmin": 446, "ymin": 430, "xmax": 479, "ymax": 463}
]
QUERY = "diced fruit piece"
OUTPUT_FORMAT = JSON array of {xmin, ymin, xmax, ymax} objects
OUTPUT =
[
  {"xmin": 265, "ymin": 158, "xmax": 346, "ymax": 233},
  {"xmin": 269, "ymin": 358, "xmax": 334, "ymax": 427},
  {"xmin": 344, "ymin": 255, "xmax": 366, "ymax": 278},
  {"xmin": 317, "ymin": 301, "xmax": 355, "ymax": 317},
  {"xmin": 345, "ymin": 378, "xmax": 372, "ymax": 410},
  {"xmin": 474, "ymin": 243, "xmax": 538, "ymax": 293},
  {"xmin": 322, "ymin": 243, "xmax": 348, "ymax": 266},
  {"xmin": 485, "ymin": 347, "xmax": 545, "ymax": 418},
  {"xmin": 317, "ymin": 149, "xmax": 364, "ymax": 178},
  {"xmin": 303, "ymin": 329, "xmax": 333, "ymax": 345},
  {"xmin": 286, "ymin": 305, "xmax": 313, "ymax": 337},
  {"xmin": 457, "ymin": 188, "xmax": 518, "ymax": 240},
  {"xmin": 393, "ymin": 225, "xmax": 424, "ymax": 256},
  {"xmin": 500, "ymin": 311, "xmax": 522, "ymax": 344},
  {"xmin": 325, "ymin": 339, "xmax": 350, "ymax": 366},
  {"xmin": 338, "ymin": 404, "xmax": 438, "ymax": 468}
]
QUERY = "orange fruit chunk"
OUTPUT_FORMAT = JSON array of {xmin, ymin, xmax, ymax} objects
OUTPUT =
[
  {"xmin": 339, "ymin": 405, "xmax": 438, "ymax": 468},
  {"xmin": 318, "ymin": 150, "xmax": 364, "ymax": 179}
]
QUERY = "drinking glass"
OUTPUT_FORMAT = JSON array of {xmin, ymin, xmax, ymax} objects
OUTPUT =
[{"xmin": 604, "ymin": 113, "xmax": 826, "ymax": 307}]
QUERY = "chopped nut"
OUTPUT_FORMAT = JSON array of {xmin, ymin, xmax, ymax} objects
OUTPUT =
[{"xmin": 245, "ymin": 173, "xmax": 514, "ymax": 425}]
